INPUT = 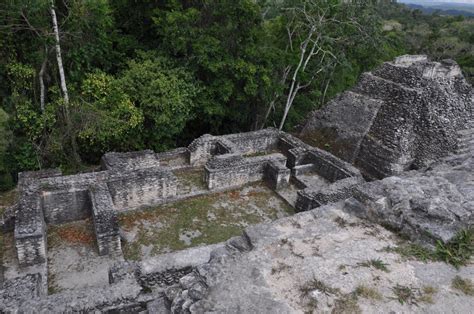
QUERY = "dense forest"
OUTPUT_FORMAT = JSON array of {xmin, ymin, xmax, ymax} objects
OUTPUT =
[{"xmin": 0, "ymin": 0, "xmax": 472, "ymax": 190}]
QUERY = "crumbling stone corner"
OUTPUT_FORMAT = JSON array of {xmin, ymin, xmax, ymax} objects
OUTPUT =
[{"xmin": 89, "ymin": 183, "xmax": 122, "ymax": 257}]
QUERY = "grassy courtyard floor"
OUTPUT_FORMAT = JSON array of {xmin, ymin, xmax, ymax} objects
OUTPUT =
[{"xmin": 119, "ymin": 182, "xmax": 294, "ymax": 260}]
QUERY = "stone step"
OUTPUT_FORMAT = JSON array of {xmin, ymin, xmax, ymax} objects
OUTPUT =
[
  {"xmin": 459, "ymin": 133, "xmax": 474, "ymax": 141},
  {"xmin": 455, "ymin": 147, "xmax": 470, "ymax": 155},
  {"xmin": 457, "ymin": 128, "xmax": 474, "ymax": 136},
  {"xmin": 444, "ymin": 153, "xmax": 470, "ymax": 163}
]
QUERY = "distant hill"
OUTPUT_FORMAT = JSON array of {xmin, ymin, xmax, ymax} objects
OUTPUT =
[{"xmin": 403, "ymin": 2, "xmax": 474, "ymax": 17}]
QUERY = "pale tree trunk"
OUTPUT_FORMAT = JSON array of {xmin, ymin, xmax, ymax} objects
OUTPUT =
[
  {"xmin": 278, "ymin": 27, "xmax": 320, "ymax": 131},
  {"xmin": 50, "ymin": 0, "xmax": 81, "ymax": 166},
  {"xmin": 260, "ymin": 66, "xmax": 291, "ymax": 129},
  {"xmin": 39, "ymin": 46, "xmax": 48, "ymax": 112},
  {"xmin": 50, "ymin": 0, "xmax": 69, "ymax": 105}
]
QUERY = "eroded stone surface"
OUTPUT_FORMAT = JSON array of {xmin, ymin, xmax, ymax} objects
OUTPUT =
[
  {"xmin": 168, "ymin": 206, "xmax": 474, "ymax": 313},
  {"xmin": 345, "ymin": 155, "xmax": 473, "ymax": 244}
]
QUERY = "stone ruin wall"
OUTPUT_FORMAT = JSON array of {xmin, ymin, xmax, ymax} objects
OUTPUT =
[{"xmin": 6, "ymin": 128, "xmax": 361, "ymax": 271}]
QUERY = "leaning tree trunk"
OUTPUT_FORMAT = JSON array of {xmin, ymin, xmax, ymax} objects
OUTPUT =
[
  {"xmin": 50, "ymin": 0, "xmax": 81, "ymax": 166},
  {"xmin": 50, "ymin": 0, "xmax": 69, "ymax": 105},
  {"xmin": 39, "ymin": 46, "xmax": 48, "ymax": 112}
]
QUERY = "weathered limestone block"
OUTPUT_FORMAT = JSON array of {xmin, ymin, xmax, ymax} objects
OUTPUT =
[
  {"xmin": 4, "ymin": 279, "xmax": 143, "ymax": 313},
  {"xmin": 300, "ymin": 92, "xmax": 383, "ymax": 163},
  {"xmin": 89, "ymin": 183, "xmax": 122, "ymax": 257},
  {"xmin": 109, "ymin": 261, "xmax": 140, "ymax": 284},
  {"xmin": 138, "ymin": 244, "xmax": 223, "ymax": 288},
  {"xmin": 18, "ymin": 169, "xmax": 63, "ymax": 183},
  {"xmin": 222, "ymin": 128, "xmax": 280, "ymax": 154},
  {"xmin": 147, "ymin": 296, "xmax": 171, "ymax": 314},
  {"xmin": 344, "ymin": 155, "xmax": 473, "ymax": 244},
  {"xmin": 15, "ymin": 190, "xmax": 47, "ymax": 267},
  {"xmin": 188, "ymin": 134, "xmax": 229, "ymax": 166},
  {"xmin": 38, "ymin": 171, "xmax": 109, "ymax": 224},
  {"xmin": 295, "ymin": 177, "xmax": 362, "ymax": 212},
  {"xmin": 101, "ymin": 149, "xmax": 159, "ymax": 170},
  {"xmin": 107, "ymin": 167, "xmax": 178, "ymax": 211},
  {"xmin": 0, "ymin": 273, "xmax": 44, "ymax": 309},
  {"xmin": 204, "ymin": 153, "xmax": 288, "ymax": 190},
  {"xmin": 155, "ymin": 147, "xmax": 189, "ymax": 167},
  {"xmin": 265, "ymin": 161, "xmax": 290, "ymax": 190},
  {"xmin": 102, "ymin": 148, "xmax": 191, "ymax": 170},
  {"xmin": 278, "ymin": 132, "xmax": 313, "ymax": 156}
]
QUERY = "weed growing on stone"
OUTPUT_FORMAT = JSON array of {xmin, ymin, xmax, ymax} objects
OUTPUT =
[
  {"xmin": 385, "ymin": 228, "xmax": 473, "ymax": 269},
  {"xmin": 300, "ymin": 278, "xmax": 340, "ymax": 297},
  {"xmin": 391, "ymin": 284, "xmax": 418, "ymax": 305},
  {"xmin": 334, "ymin": 216, "xmax": 348, "ymax": 228},
  {"xmin": 435, "ymin": 229, "xmax": 473, "ymax": 269},
  {"xmin": 357, "ymin": 259, "xmax": 390, "ymax": 272},
  {"xmin": 332, "ymin": 294, "xmax": 361, "ymax": 314},
  {"xmin": 418, "ymin": 286, "xmax": 438, "ymax": 304},
  {"xmin": 354, "ymin": 285, "xmax": 382, "ymax": 300},
  {"xmin": 383, "ymin": 243, "xmax": 434, "ymax": 262},
  {"xmin": 271, "ymin": 262, "xmax": 291, "ymax": 275},
  {"xmin": 451, "ymin": 276, "xmax": 474, "ymax": 296}
]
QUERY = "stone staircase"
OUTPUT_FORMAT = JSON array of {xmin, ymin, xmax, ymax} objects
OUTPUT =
[
  {"xmin": 455, "ymin": 118, "xmax": 474, "ymax": 156},
  {"xmin": 444, "ymin": 117, "xmax": 474, "ymax": 163}
]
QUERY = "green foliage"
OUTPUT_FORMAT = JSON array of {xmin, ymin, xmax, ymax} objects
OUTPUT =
[
  {"xmin": 78, "ymin": 71, "xmax": 143, "ymax": 158},
  {"xmin": 0, "ymin": 109, "xmax": 13, "ymax": 190},
  {"xmin": 151, "ymin": 0, "xmax": 276, "ymax": 134},
  {"xmin": 0, "ymin": 0, "xmax": 471, "ymax": 177},
  {"xmin": 435, "ymin": 228, "xmax": 474, "ymax": 269},
  {"xmin": 378, "ymin": 2, "xmax": 474, "ymax": 84},
  {"xmin": 386, "ymin": 228, "xmax": 474, "ymax": 269},
  {"xmin": 357, "ymin": 258, "xmax": 390, "ymax": 272},
  {"xmin": 118, "ymin": 52, "xmax": 199, "ymax": 151},
  {"xmin": 451, "ymin": 275, "xmax": 474, "ymax": 296}
]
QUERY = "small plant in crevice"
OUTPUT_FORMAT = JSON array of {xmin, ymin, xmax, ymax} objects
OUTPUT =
[
  {"xmin": 418, "ymin": 286, "xmax": 438, "ymax": 304},
  {"xmin": 300, "ymin": 278, "xmax": 340, "ymax": 298},
  {"xmin": 384, "ymin": 228, "xmax": 473, "ymax": 269},
  {"xmin": 435, "ymin": 228, "xmax": 473, "ymax": 269},
  {"xmin": 391, "ymin": 284, "xmax": 418, "ymax": 305},
  {"xmin": 334, "ymin": 216, "xmax": 348, "ymax": 228},
  {"xmin": 332, "ymin": 293, "xmax": 361, "ymax": 314},
  {"xmin": 271, "ymin": 262, "xmax": 291, "ymax": 275},
  {"xmin": 357, "ymin": 259, "xmax": 390, "ymax": 273},
  {"xmin": 383, "ymin": 243, "xmax": 434, "ymax": 262},
  {"xmin": 451, "ymin": 275, "xmax": 474, "ymax": 296},
  {"xmin": 354, "ymin": 285, "xmax": 382, "ymax": 300}
]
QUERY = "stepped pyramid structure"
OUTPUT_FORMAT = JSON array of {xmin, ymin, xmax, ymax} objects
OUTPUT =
[{"xmin": 301, "ymin": 55, "xmax": 473, "ymax": 179}]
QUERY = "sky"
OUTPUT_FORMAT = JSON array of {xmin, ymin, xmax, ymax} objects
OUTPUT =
[{"xmin": 398, "ymin": 0, "xmax": 474, "ymax": 3}]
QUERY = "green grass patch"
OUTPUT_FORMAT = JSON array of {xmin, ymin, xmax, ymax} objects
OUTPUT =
[
  {"xmin": 390, "ymin": 284, "xmax": 439, "ymax": 305},
  {"xmin": 391, "ymin": 284, "xmax": 418, "ymax": 305},
  {"xmin": 300, "ymin": 278, "xmax": 340, "ymax": 298},
  {"xmin": 435, "ymin": 229, "xmax": 474, "ymax": 268},
  {"xmin": 354, "ymin": 285, "xmax": 382, "ymax": 300},
  {"xmin": 385, "ymin": 228, "xmax": 474, "ymax": 269},
  {"xmin": 119, "ymin": 183, "xmax": 294, "ymax": 260},
  {"xmin": 451, "ymin": 276, "xmax": 474, "ymax": 296},
  {"xmin": 357, "ymin": 259, "xmax": 390, "ymax": 272}
]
